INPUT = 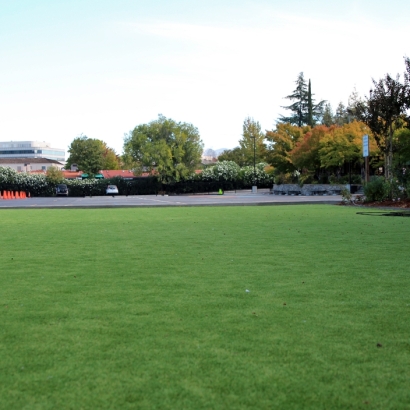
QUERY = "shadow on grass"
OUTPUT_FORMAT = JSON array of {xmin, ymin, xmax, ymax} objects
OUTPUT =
[{"xmin": 357, "ymin": 211, "xmax": 410, "ymax": 217}]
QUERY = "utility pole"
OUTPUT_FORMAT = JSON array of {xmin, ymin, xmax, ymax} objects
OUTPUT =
[{"xmin": 251, "ymin": 136, "xmax": 257, "ymax": 193}]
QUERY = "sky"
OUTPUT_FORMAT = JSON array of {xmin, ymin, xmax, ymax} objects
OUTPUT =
[{"xmin": 0, "ymin": 0, "xmax": 409, "ymax": 157}]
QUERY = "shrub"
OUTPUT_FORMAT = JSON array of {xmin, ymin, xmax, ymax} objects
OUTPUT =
[
  {"xmin": 239, "ymin": 163, "xmax": 273, "ymax": 187},
  {"xmin": 364, "ymin": 177, "xmax": 389, "ymax": 202},
  {"xmin": 200, "ymin": 161, "xmax": 240, "ymax": 183},
  {"xmin": 340, "ymin": 188, "xmax": 352, "ymax": 203},
  {"xmin": 46, "ymin": 166, "xmax": 64, "ymax": 185}
]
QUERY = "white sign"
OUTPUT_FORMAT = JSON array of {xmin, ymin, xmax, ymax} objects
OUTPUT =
[{"xmin": 363, "ymin": 134, "xmax": 369, "ymax": 157}]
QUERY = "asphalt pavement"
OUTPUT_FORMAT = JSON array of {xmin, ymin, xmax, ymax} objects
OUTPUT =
[{"xmin": 0, "ymin": 189, "xmax": 342, "ymax": 209}]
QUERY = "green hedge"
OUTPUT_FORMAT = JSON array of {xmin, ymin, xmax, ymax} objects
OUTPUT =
[{"xmin": 0, "ymin": 165, "xmax": 273, "ymax": 197}]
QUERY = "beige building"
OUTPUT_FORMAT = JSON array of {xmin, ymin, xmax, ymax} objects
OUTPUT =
[{"xmin": 0, "ymin": 158, "xmax": 64, "ymax": 172}]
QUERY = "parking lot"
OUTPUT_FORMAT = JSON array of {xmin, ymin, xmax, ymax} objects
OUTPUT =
[{"xmin": 0, "ymin": 190, "xmax": 342, "ymax": 209}]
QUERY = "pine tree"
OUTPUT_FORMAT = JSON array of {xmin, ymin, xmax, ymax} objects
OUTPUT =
[
  {"xmin": 280, "ymin": 73, "xmax": 326, "ymax": 127},
  {"xmin": 334, "ymin": 102, "xmax": 349, "ymax": 126},
  {"xmin": 321, "ymin": 103, "xmax": 334, "ymax": 126},
  {"xmin": 280, "ymin": 72, "xmax": 308, "ymax": 127},
  {"xmin": 307, "ymin": 80, "xmax": 313, "ymax": 126},
  {"xmin": 346, "ymin": 87, "xmax": 363, "ymax": 122}
]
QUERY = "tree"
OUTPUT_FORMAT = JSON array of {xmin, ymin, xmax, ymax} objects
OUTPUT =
[
  {"xmin": 123, "ymin": 114, "xmax": 203, "ymax": 183},
  {"xmin": 334, "ymin": 102, "xmax": 349, "ymax": 126},
  {"xmin": 404, "ymin": 57, "xmax": 410, "ymax": 124},
  {"xmin": 101, "ymin": 143, "xmax": 120, "ymax": 170},
  {"xmin": 319, "ymin": 121, "xmax": 377, "ymax": 170},
  {"xmin": 66, "ymin": 135, "xmax": 105, "ymax": 176},
  {"xmin": 218, "ymin": 147, "xmax": 248, "ymax": 167},
  {"xmin": 239, "ymin": 117, "xmax": 266, "ymax": 165},
  {"xmin": 353, "ymin": 68, "xmax": 409, "ymax": 179},
  {"xmin": 307, "ymin": 79, "xmax": 314, "ymax": 126},
  {"xmin": 346, "ymin": 88, "xmax": 364, "ymax": 122},
  {"xmin": 321, "ymin": 103, "xmax": 334, "ymax": 126},
  {"xmin": 394, "ymin": 127, "xmax": 410, "ymax": 167},
  {"xmin": 45, "ymin": 166, "xmax": 64, "ymax": 185},
  {"xmin": 265, "ymin": 123, "xmax": 310, "ymax": 173},
  {"xmin": 280, "ymin": 73, "xmax": 326, "ymax": 126},
  {"xmin": 290, "ymin": 125, "xmax": 329, "ymax": 174}
]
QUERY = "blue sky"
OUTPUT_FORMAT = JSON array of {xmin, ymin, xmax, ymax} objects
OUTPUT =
[{"xmin": 0, "ymin": 0, "xmax": 409, "ymax": 156}]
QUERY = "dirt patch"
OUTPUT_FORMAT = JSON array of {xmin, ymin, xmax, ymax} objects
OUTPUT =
[
  {"xmin": 339, "ymin": 197, "xmax": 410, "ymax": 208},
  {"xmin": 362, "ymin": 198, "xmax": 410, "ymax": 208}
]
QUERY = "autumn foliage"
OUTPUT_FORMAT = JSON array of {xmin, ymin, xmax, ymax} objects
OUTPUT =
[{"xmin": 266, "ymin": 121, "xmax": 379, "ymax": 180}]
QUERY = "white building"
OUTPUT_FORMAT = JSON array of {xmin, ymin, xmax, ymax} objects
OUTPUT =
[
  {"xmin": 0, "ymin": 158, "xmax": 64, "ymax": 172},
  {"xmin": 0, "ymin": 141, "xmax": 65, "ymax": 162}
]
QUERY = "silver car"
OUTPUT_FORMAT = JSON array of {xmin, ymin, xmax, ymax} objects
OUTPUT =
[{"xmin": 106, "ymin": 185, "xmax": 119, "ymax": 196}]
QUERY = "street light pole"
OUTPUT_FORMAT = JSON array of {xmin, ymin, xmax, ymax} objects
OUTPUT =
[{"xmin": 251, "ymin": 136, "xmax": 256, "ymax": 192}]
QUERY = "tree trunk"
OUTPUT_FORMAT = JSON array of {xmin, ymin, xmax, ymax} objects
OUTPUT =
[{"xmin": 386, "ymin": 125, "xmax": 394, "ymax": 180}]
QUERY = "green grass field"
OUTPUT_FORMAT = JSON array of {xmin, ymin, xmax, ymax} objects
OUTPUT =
[{"xmin": 1, "ymin": 205, "xmax": 409, "ymax": 409}]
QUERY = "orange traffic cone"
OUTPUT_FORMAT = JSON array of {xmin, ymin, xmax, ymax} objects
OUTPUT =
[
  {"xmin": 5, "ymin": 191, "xmax": 10, "ymax": 199},
  {"xmin": 15, "ymin": 191, "xmax": 20, "ymax": 199},
  {"xmin": 21, "ymin": 191, "xmax": 26, "ymax": 199}
]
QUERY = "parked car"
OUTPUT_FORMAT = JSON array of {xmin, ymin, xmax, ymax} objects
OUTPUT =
[
  {"xmin": 106, "ymin": 185, "xmax": 119, "ymax": 196},
  {"xmin": 56, "ymin": 184, "xmax": 68, "ymax": 196}
]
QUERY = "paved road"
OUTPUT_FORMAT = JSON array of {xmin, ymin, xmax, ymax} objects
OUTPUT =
[{"xmin": 0, "ymin": 190, "xmax": 342, "ymax": 209}]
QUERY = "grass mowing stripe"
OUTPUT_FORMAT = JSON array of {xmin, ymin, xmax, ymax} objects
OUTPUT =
[{"xmin": 0, "ymin": 205, "xmax": 409, "ymax": 409}]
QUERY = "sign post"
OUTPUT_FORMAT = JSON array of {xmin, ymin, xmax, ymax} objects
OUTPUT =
[{"xmin": 363, "ymin": 135, "xmax": 369, "ymax": 183}]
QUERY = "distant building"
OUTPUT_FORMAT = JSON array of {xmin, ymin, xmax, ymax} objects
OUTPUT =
[
  {"xmin": 0, "ymin": 141, "xmax": 65, "ymax": 162},
  {"xmin": 0, "ymin": 157, "xmax": 64, "ymax": 172}
]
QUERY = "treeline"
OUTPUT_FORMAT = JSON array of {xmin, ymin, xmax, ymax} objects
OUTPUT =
[
  {"xmin": 220, "ymin": 61, "xmax": 410, "ymax": 189},
  {"xmin": 62, "ymin": 59, "xmax": 410, "ymax": 201}
]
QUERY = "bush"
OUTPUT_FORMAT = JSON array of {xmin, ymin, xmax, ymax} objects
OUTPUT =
[
  {"xmin": 341, "ymin": 188, "xmax": 352, "ymax": 203},
  {"xmin": 364, "ymin": 177, "xmax": 389, "ymax": 202},
  {"xmin": 274, "ymin": 172, "xmax": 295, "ymax": 185},
  {"xmin": 239, "ymin": 163, "xmax": 273, "ymax": 187},
  {"xmin": 201, "ymin": 161, "xmax": 240, "ymax": 183}
]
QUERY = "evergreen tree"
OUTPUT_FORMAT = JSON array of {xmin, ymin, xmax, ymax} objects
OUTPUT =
[
  {"xmin": 307, "ymin": 80, "xmax": 313, "ymax": 126},
  {"xmin": 334, "ymin": 102, "xmax": 349, "ymax": 126},
  {"xmin": 280, "ymin": 72, "xmax": 308, "ymax": 127},
  {"xmin": 280, "ymin": 73, "xmax": 326, "ymax": 127},
  {"xmin": 321, "ymin": 103, "xmax": 334, "ymax": 126},
  {"xmin": 346, "ymin": 87, "xmax": 363, "ymax": 122}
]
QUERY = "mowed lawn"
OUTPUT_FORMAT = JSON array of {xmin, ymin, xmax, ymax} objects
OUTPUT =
[{"xmin": 0, "ymin": 205, "xmax": 409, "ymax": 409}]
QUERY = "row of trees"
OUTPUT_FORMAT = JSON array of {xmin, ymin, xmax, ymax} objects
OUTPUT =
[
  {"xmin": 66, "ymin": 116, "xmax": 203, "ymax": 183},
  {"xmin": 220, "ymin": 59, "xmax": 410, "ymax": 185},
  {"xmin": 64, "ymin": 58, "xmax": 410, "ymax": 191}
]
